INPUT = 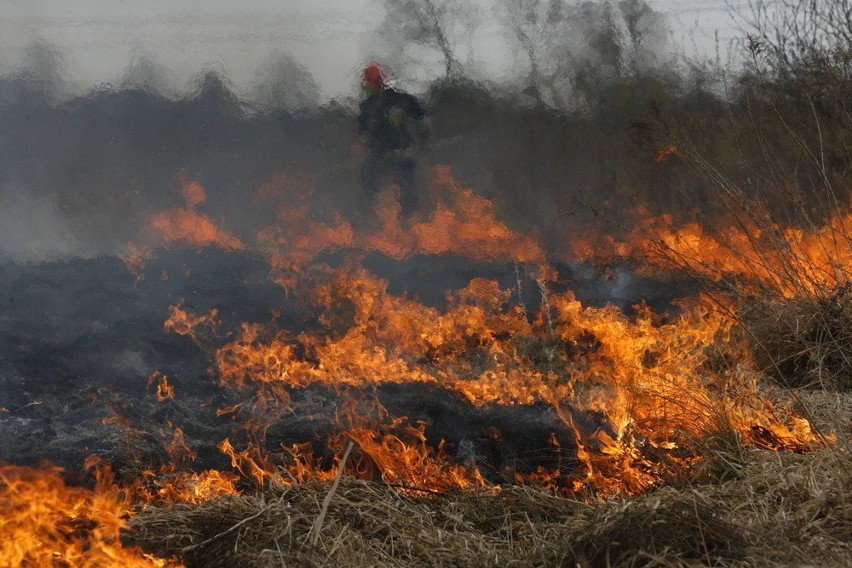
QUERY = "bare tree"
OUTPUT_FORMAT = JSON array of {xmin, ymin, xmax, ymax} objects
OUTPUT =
[
  {"xmin": 497, "ymin": 0, "xmax": 668, "ymax": 110},
  {"xmin": 251, "ymin": 54, "xmax": 321, "ymax": 113},
  {"xmin": 16, "ymin": 41, "xmax": 67, "ymax": 102},
  {"xmin": 381, "ymin": 0, "xmax": 478, "ymax": 79},
  {"xmin": 732, "ymin": 0, "xmax": 852, "ymax": 195},
  {"xmin": 740, "ymin": 0, "xmax": 852, "ymax": 58},
  {"xmin": 496, "ymin": 0, "xmax": 566, "ymax": 105},
  {"xmin": 737, "ymin": 0, "xmax": 852, "ymax": 90},
  {"xmin": 734, "ymin": 0, "xmax": 852, "ymax": 156}
]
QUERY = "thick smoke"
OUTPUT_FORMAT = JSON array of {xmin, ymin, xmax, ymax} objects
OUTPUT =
[
  {"xmin": 0, "ymin": 187, "xmax": 87, "ymax": 260},
  {"xmin": 0, "ymin": 1, "xmax": 712, "ymax": 487},
  {"xmin": 0, "ymin": 1, "xmax": 714, "ymax": 263}
]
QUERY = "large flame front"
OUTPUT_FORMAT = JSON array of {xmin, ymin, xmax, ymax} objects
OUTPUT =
[{"xmin": 155, "ymin": 169, "xmax": 823, "ymax": 498}]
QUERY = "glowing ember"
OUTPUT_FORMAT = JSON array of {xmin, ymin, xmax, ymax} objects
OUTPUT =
[{"xmin": 656, "ymin": 144, "xmax": 680, "ymax": 162}]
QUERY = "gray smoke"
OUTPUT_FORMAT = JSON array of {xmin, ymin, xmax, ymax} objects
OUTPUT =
[{"xmin": 0, "ymin": 2, "xmax": 719, "ymax": 263}]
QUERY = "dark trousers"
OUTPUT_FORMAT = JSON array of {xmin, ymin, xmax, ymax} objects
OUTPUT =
[{"xmin": 360, "ymin": 154, "xmax": 418, "ymax": 217}]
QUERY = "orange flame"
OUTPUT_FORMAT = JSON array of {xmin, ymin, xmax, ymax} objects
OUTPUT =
[
  {"xmin": 138, "ymin": 469, "xmax": 241, "ymax": 506},
  {"xmin": 215, "ymin": 397, "xmax": 488, "ymax": 493},
  {"xmin": 121, "ymin": 242, "xmax": 154, "ymax": 283},
  {"xmin": 115, "ymin": 167, "xmax": 831, "ymax": 502},
  {"xmin": 163, "ymin": 260, "xmax": 824, "ymax": 497},
  {"xmin": 147, "ymin": 372, "xmax": 175, "ymax": 402},
  {"xmin": 256, "ymin": 165, "xmax": 545, "ymax": 294},
  {"xmin": 655, "ymin": 144, "xmax": 680, "ymax": 162},
  {"xmin": 148, "ymin": 175, "xmax": 244, "ymax": 251},
  {"xmin": 569, "ymin": 203, "xmax": 852, "ymax": 299},
  {"xmin": 0, "ymin": 465, "xmax": 177, "ymax": 567},
  {"xmin": 163, "ymin": 301, "xmax": 219, "ymax": 347}
]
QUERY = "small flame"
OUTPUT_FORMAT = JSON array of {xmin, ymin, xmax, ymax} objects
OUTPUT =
[
  {"xmin": 656, "ymin": 144, "xmax": 680, "ymax": 162},
  {"xmin": 148, "ymin": 175, "xmax": 244, "ymax": 251},
  {"xmin": 569, "ymin": 204, "xmax": 852, "ymax": 299},
  {"xmin": 147, "ymin": 372, "xmax": 175, "ymax": 402},
  {"xmin": 164, "ymin": 301, "xmax": 219, "ymax": 347},
  {"xmin": 121, "ymin": 242, "xmax": 154, "ymax": 283},
  {"xmin": 215, "ymin": 397, "xmax": 488, "ymax": 493},
  {"xmin": 256, "ymin": 165, "xmax": 545, "ymax": 293}
]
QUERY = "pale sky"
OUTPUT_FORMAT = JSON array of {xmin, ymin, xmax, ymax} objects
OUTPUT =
[{"xmin": 0, "ymin": 0, "xmax": 742, "ymax": 99}]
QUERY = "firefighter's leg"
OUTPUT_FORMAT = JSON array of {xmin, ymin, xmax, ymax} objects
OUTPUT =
[
  {"xmin": 394, "ymin": 159, "xmax": 418, "ymax": 217},
  {"xmin": 358, "ymin": 155, "xmax": 384, "ymax": 220}
]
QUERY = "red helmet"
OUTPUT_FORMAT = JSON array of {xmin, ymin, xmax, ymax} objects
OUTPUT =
[{"xmin": 362, "ymin": 63, "xmax": 388, "ymax": 89}]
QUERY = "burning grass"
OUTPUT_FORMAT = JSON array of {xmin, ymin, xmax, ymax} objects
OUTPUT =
[
  {"xmin": 122, "ymin": 401, "xmax": 852, "ymax": 567},
  {"xmin": 114, "ymin": 241, "xmax": 850, "ymax": 566},
  {"xmin": 4, "ymin": 393, "xmax": 848, "ymax": 568},
  {"xmin": 0, "ymin": 465, "xmax": 169, "ymax": 567},
  {"xmin": 569, "ymin": 178, "xmax": 852, "ymax": 394},
  {"xmin": 211, "ymin": 263, "xmax": 825, "ymax": 490}
]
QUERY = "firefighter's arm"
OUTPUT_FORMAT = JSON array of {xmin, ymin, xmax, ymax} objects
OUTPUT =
[
  {"xmin": 415, "ymin": 115, "xmax": 431, "ymax": 145},
  {"xmin": 389, "ymin": 107, "xmax": 430, "ymax": 147}
]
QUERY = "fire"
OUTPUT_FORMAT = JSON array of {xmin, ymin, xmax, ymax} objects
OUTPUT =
[
  {"xmin": 334, "ymin": 424, "xmax": 487, "ymax": 492},
  {"xmin": 256, "ymin": 165, "xmax": 544, "ymax": 294},
  {"xmin": 135, "ymin": 411, "xmax": 242, "ymax": 505},
  {"xmin": 4, "ymin": 159, "xmax": 837, "ymax": 564},
  {"xmin": 138, "ymin": 469, "xmax": 241, "ymax": 506},
  {"xmin": 365, "ymin": 165, "xmax": 545, "ymax": 262},
  {"xmin": 163, "ymin": 301, "xmax": 219, "ymax": 347},
  {"xmin": 121, "ymin": 242, "xmax": 154, "ymax": 283},
  {"xmin": 168, "ymin": 260, "xmax": 822, "ymax": 497},
  {"xmin": 97, "ymin": 395, "xmax": 242, "ymax": 508},
  {"xmin": 218, "ymin": 438, "xmax": 278, "ymax": 489},
  {"xmin": 326, "ymin": 397, "xmax": 488, "ymax": 492},
  {"xmin": 147, "ymin": 372, "xmax": 175, "ymax": 402},
  {"xmin": 16, "ymin": 162, "xmax": 815, "ymax": 558},
  {"xmin": 570, "ymin": 202, "xmax": 852, "ymax": 299},
  {"xmin": 0, "ymin": 465, "xmax": 176, "ymax": 567},
  {"xmin": 148, "ymin": 174, "xmax": 244, "ymax": 251},
  {"xmin": 217, "ymin": 397, "xmax": 488, "ymax": 493},
  {"xmin": 655, "ymin": 144, "xmax": 680, "ymax": 162}
]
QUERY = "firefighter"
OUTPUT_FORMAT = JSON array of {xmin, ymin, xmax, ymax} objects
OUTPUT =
[{"xmin": 356, "ymin": 63, "xmax": 429, "ymax": 223}]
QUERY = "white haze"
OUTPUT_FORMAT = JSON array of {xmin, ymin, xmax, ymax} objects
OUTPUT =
[
  {"xmin": 0, "ymin": 0, "xmax": 740, "ymax": 262},
  {"xmin": 0, "ymin": 0, "xmax": 736, "ymax": 100}
]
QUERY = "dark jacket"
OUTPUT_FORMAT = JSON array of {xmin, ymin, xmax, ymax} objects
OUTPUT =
[{"xmin": 357, "ymin": 87, "xmax": 427, "ymax": 157}]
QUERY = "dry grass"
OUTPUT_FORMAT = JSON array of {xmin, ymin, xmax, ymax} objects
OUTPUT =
[
  {"xmin": 742, "ymin": 286, "xmax": 852, "ymax": 391},
  {"xmin": 124, "ymin": 480, "xmax": 587, "ymax": 567},
  {"xmin": 124, "ymin": 391, "xmax": 852, "ymax": 567}
]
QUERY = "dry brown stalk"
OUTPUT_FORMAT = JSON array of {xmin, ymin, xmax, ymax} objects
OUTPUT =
[{"xmin": 306, "ymin": 439, "xmax": 355, "ymax": 549}]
